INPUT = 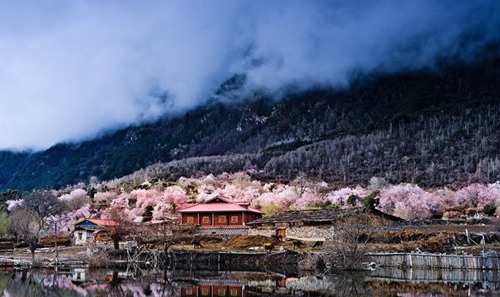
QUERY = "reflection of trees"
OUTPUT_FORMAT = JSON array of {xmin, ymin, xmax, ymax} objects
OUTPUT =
[
  {"xmin": 329, "ymin": 272, "xmax": 368, "ymax": 297},
  {"xmin": 124, "ymin": 263, "xmax": 178, "ymax": 297},
  {"xmin": 106, "ymin": 271, "xmax": 125, "ymax": 297},
  {"xmin": 158, "ymin": 267, "xmax": 178, "ymax": 297},
  {"xmin": 2, "ymin": 268, "xmax": 302, "ymax": 297},
  {"xmin": 3, "ymin": 270, "xmax": 83, "ymax": 297},
  {"xmin": 0, "ymin": 268, "xmax": 181, "ymax": 297},
  {"xmin": 8, "ymin": 267, "xmax": 493, "ymax": 297},
  {"xmin": 282, "ymin": 272, "xmax": 367, "ymax": 297}
]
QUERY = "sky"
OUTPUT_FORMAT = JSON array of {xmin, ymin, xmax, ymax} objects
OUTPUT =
[{"xmin": 0, "ymin": 1, "xmax": 499, "ymax": 151}]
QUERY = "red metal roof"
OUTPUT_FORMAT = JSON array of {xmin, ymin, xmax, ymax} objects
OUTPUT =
[
  {"xmin": 73, "ymin": 218, "xmax": 119, "ymax": 226},
  {"xmin": 178, "ymin": 197, "xmax": 264, "ymax": 214},
  {"xmin": 247, "ymin": 206, "xmax": 264, "ymax": 214}
]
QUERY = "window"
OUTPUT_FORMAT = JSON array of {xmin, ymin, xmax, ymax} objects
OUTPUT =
[
  {"xmin": 230, "ymin": 288, "xmax": 238, "ymax": 296},
  {"xmin": 219, "ymin": 215, "xmax": 226, "ymax": 223},
  {"xmin": 201, "ymin": 288, "xmax": 210, "ymax": 296},
  {"xmin": 217, "ymin": 288, "xmax": 226, "ymax": 296},
  {"xmin": 202, "ymin": 216, "xmax": 210, "ymax": 224},
  {"xmin": 185, "ymin": 288, "xmax": 193, "ymax": 295},
  {"xmin": 231, "ymin": 215, "xmax": 239, "ymax": 223},
  {"xmin": 186, "ymin": 217, "xmax": 194, "ymax": 224},
  {"xmin": 77, "ymin": 232, "xmax": 83, "ymax": 240}
]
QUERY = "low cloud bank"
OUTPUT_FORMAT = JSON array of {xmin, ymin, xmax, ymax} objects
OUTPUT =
[{"xmin": 0, "ymin": 1, "xmax": 498, "ymax": 150}]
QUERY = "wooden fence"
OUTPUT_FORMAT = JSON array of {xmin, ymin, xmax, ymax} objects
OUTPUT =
[
  {"xmin": 368, "ymin": 251, "xmax": 499, "ymax": 270},
  {"xmin": 367, "ymin": 266, "xmax": 499, "ymax": 287}
]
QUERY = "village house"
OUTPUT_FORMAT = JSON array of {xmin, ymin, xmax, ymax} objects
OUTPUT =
[
  {"xmin": 247, "ymin": 207, "xmax": 405, "ymax": 240},
  {"xmin": 178, "ymin": 196, "xmax": 264, "ymax": 226},
  {"xmin": 72, "ymin": 218, "xmax": 119, "ymax": 245}
]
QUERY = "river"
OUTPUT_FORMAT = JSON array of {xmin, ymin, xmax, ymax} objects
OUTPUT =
[{"xmin": 0, "ymin": 265, "xmax": 499, "ymax": 296}]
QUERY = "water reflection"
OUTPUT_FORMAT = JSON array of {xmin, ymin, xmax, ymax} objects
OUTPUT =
[
  {"xmin": 0, "ymin": 266, "xmax": 498, "ymax": 297},
  {"xmin": 171, "ymin": 270, "xmax": 369, "ymax": 296}
]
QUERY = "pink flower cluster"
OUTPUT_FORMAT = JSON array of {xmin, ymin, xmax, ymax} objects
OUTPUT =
[{"xmin": 13, "ymin": 173, "xmax": 498, "ymax": 228}]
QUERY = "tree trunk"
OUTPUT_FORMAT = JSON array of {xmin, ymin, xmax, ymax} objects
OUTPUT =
[
  {"xmin": 31, "ymin": 248, "xmax": 36, "ymax": 263},
  {"xmin": 54, "ymin": 224, "xmax": 59, "ymax": 270}
]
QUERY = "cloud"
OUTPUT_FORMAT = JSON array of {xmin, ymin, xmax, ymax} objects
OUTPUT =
[{"xmin": 0, "ymin": 0, "xmax": 498, "ymax": 150}]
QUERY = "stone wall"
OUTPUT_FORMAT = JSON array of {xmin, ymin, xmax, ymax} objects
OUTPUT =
[
  {"xmin": 195, "ymin": 226, "xmax": 249, "ymax": 236},
  {"xmin": 248, "ymin": 228, "xmax": 275, "ymax": 237},
  {"xmin": 249, "ymin": 226, "xmax": 334, "ymax": 240}
]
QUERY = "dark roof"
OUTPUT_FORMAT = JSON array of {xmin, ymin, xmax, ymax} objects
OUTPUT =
[{"xmin": 246, "ymin": 207, "xmax": 404, "ymax": 226}]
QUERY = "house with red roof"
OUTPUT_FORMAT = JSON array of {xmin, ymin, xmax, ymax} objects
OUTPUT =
[
  {"xmin": 178, "ymin": 196, "xmax": 264, "ymax": 226},
  {"xmin": 72, "ymin": 218, "xmax": 119, "ymax": 245}
]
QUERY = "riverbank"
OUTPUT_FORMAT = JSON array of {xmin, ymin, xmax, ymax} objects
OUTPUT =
[
  {"xmin": 0, "ymin": 246, "xmax": 88, "ymax": 267},
  {"xmin": 2, "ymin": 245, "xmax": 500, "ymax": 274},
  {"xmin": 0, "ymin": 227, "xmax": 499, "ymax": 270}
]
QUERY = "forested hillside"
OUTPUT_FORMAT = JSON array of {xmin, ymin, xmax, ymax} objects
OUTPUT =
[{"xmin": 1, "ymin": 56, "xmax": 499, "ymax": 191}]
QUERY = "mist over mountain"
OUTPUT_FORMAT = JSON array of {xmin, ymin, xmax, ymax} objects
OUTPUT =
[
  {"xmin": 1, "ymin": 52, "xmax": 499, "ymax": 191},
  {"xmin": 1, "ymin": 1, "xmax": 499, "ymax": 150}
]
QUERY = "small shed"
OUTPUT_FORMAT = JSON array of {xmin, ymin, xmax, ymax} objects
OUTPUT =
[{"xmin": 72, "ymin": 218, "xmax": 119, "ymax": 245}]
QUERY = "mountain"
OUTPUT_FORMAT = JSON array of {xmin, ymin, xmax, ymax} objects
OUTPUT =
[{"xmin": 1, "ymin": 56, "xmax": 500, "ymax": 191}]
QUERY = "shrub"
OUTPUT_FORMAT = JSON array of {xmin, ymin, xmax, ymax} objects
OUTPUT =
[{"xmin": 483, "ymin": 203, "xmax": 496, "ymax": 216}]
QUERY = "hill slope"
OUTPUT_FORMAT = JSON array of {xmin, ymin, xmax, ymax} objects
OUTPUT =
[{"xmin": 1, "ymin": 57, "xmax": 500, "ymax": 191}]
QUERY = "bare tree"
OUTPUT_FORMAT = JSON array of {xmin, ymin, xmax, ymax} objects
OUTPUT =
[
  {"xmin": 105, "ymin": 208, "xmax": 132, "ymax": 250},
  {"xmin": 9, "ymin": 208, "xmax": 41, "ymax": 262},
  {"xmin": 23, "ymin": 191, "xmax": 64, "ymax": 223},
  {"xmin": 321, "ymin": 227, "xmax": 369, "ymax": 272},
  {"xmin": 9, "ymin": 191, "xmax": 64, "ymax": 262}
]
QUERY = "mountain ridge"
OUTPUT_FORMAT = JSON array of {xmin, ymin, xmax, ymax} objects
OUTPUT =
[{"xmin": 1, "ymin": 56, "xmax": 500, "ymax": 191}]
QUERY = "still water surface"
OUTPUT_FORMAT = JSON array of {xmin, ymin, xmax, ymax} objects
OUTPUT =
[{"xmin": 0, "ymin": 266, "xmax": 499, "ymax": 296}]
